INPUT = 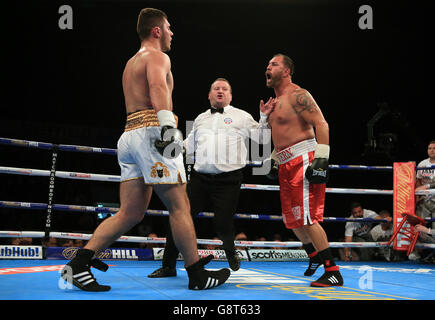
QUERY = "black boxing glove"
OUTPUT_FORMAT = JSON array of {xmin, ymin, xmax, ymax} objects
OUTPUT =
[
  {"xmin": 267, "ymin": 159, "xmax": 279, "ymax": 180},
  {"xmin": 305, "ymin": 144, "xmax": 329, "ymax": 184},
  {"xmin": 154, "ymin": 110, "xmax": 183, "ymax": 158}
]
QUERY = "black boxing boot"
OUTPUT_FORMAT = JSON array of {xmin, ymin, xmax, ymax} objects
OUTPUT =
[
  {"xmin": 61, "ymin": 248, "xmax": 111, "ymax": 292},
  {"xmin": 310, "ymin": 267, "xmax": 343, "ymax": 287},
  {"xmin": 302, "ymin": 243, "xmax": 323, "ymax": 276},
  {"xmin": 310, "ymin": 248, "xmax": 343, "ymax": 287},
  {"xmin": 186, "ymin": 255, "xmax": 231, "ymax": 290}
]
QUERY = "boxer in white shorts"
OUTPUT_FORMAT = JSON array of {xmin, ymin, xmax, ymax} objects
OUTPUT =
[
  {"xmin": 117, "ymin": 109, "xmax": 186, "ymax": 184},
  {"xmin": 61, "ymin": 8, "xmax": 230, "ymax": 292}
]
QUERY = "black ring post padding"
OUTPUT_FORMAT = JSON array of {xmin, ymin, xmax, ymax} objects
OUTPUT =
[{"xmin": 44, "ymin": 144, "xmax": 59, "ymax": 241}]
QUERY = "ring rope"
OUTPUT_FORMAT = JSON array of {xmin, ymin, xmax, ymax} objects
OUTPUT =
[
  {"xmin": 2, "ymin": 137, "xmax": 435, "ymax": 171},
  {"xmin": 0, "ymin": 137, "xmax": 117, "ymax": 155},
  {"xmin": 2, "ymin": 137, "xmax": 435, "ymax": 253},
  {"xmin": 1, "ymin": 200, "xmax": 434, "ymax": 223},
  {"xmin": 2, "ymin": 166, "xmax": 434, "ymax": 196},
  {"xmin": 1, "ymin": 230, "xmax": 434, "ymax": 249}
]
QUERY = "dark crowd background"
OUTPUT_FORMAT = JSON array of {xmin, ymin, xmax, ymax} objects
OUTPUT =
[{"xmin": 1, "ymin": 0, "xmax": 433, "ymax": 246}]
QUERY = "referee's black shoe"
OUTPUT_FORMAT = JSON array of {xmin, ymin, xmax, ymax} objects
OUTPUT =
[
  {"xmin": 186, "ymin": 255, "xmax": 231, "ymax": 290},
  {"xmin": 147, "ymin": 267, "xmax": 177, "ymax": 278},
  {"xmin": 225, "ymin": 249, "xmax": 241, "ymax": 271}
]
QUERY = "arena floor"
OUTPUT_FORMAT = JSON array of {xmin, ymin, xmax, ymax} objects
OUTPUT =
[{"xmin": 1, "ymin": 259, "xmax": 433, "ymax": 301}]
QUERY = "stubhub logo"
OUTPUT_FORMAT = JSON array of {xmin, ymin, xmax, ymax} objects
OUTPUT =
[{"xmin": 0, "ymin": 246, "xmax": 42, "ymax": 259}]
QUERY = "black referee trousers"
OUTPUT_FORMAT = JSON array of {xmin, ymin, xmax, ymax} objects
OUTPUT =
[{"xmin": 162, "ymin": 168, "xmax": 243, "ymax": 268}]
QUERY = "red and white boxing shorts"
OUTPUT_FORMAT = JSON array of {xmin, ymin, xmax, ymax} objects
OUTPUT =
[{"xmin": 277, "ymin": 138, "xmax": 325, "ymax": 229}]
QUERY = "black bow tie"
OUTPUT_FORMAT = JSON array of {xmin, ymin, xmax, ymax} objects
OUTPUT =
[{"xmin": 210, "ymin": 107, "xmax": 224, "ymax": 114}]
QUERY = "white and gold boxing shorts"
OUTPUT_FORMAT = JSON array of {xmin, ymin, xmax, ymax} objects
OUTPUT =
[{"xmin": 117, "ymin": 110, "xmax": 186, "ymax": 184}]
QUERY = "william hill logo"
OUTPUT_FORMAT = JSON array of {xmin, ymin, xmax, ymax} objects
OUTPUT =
[
  {"xmin": 110, "ymin": 249, "xmax": 139, "ymax": 259},
  {"xmin": 62, "ymin": 247, "xmax": 139, "ymax": 260}
]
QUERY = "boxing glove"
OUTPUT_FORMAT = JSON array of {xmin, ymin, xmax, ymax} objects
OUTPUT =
[
  {"xmin": 154, "ymin": 110, "xmax": 183, "ymax": 158},
  {"xmin": 305, "ymin": 144, "xmax": 329, "ymax": 184},
  {"xmin": 262, "ymin": 149, "xmax": 279, "ymax": 180},
  {"xmin": 266, "ymin": 158, "xmax": 279, "ymax": 180}
]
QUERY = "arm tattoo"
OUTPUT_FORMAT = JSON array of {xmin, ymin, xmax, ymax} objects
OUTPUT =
[{"xmin": 293, "ymin": 91, "xmax": 317, "ymax": 114}]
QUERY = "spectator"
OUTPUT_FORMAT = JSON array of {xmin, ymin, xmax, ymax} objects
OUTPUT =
[
  {"xmin": 415, "ymin": 140, "xmax": 435, "ymax": 230},
  {"xmin": 142, "ymin": 232, "xmax": 161, "ymax": 249},
  {"xmin": 10, "ymin": 238, "xmax": 20, "ymax": 245},
  {"xmin": 413, "ymin": 223, "xmax": 435, "ymax": 263},
  {"xmin": 285, "ymin": 236, "xmax": 303, "ymax": 250},
  {"xmin": 271, "ymin": 234, "xmax": 284, "ymax": 250},
  {"xmin": 74, "ymin": 239, "xmax": 85, "ymax": 248},
  {"xmin": 415, "ymin": 224, "xmax": 434, "ymax": 238},
  {"xmin": 203, "ymin": 237, "xmax": 221, "ymax": 250},
  {"xmin": 338, "ymin": 237, "xmax": 360, "ymax": 261},
  {"xmin": 255, "ymin": 236, "xmax": 267, "ymax": 249},
  {"xmin": 344, "ymin": 202, "xmax": 391, "ymax": 261},
  {"xmin": 43, "ymin": 237, "xmax": 58, "ymax": 247},
  {"xmin": 370, "ymin": 210, "xmax": 394, "ymax": 261},
  {"xmin": 11, "ymin": 237, "xmax": 33, "ymax": 245},
  {"xmin": 235, "ymin": 232, "xmax": 248, "ymax": 250},
  {"xmin": 272, "ymin": 233, "xmax": 282, "ymax": 242},
  {"xmin": 59, "ymin": 239, "xmax": 74, "ymax": 247}
]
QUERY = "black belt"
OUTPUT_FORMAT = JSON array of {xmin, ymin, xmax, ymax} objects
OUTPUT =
[{"xmin": 193, "ymin": 168, "xmax": 243, "ymax": 178}]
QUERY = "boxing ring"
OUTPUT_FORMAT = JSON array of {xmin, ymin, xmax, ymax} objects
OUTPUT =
[{"xmin": 1, "ymin": 137, "xmax": 435, "ymax": 302}]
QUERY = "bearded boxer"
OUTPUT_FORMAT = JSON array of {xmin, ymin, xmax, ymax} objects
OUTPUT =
[
  {"xmin": 262, "ymin": 53, "xmax": 343, "ymax": 287},
  {"xmin": 61, "ymin": 8, "xmax": 230, "ymax": 291}
]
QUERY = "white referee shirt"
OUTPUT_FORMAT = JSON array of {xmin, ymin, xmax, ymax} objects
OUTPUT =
[{"xmin": 184, "ymin": 105, "xmax": 269, "ymax": 174}]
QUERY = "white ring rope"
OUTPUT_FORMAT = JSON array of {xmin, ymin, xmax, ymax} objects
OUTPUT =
[
  {"xmin": 1, "ymin": 230, "xmax": 434, "ymax": 249},
  {"xmin": 1, "ymin": 166, "xmax": 434, "ymax": 196},
  {"xmin": 0, "ymin": 166, "xmax": 120, "ymax": 182}
]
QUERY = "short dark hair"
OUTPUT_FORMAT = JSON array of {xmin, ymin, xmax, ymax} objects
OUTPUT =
[
  {"xmin": 137, "ymin": 8, "xmax": 168, "ymax": 41},
  {"xmin": 210, "ymin": 78, "xmax": 232, "ymax": 93},
  {"xmin": 274, "ymin": 53, "xmax": 295, "ymax": 76},
  {"xmin": 350, "ymin": 201, "xmax": 362, "ymax": 210},
  {"xmin": 379, "ymin": 210, "xmax": 391, "ymax": 217},
  {"xmin": 428, "ymin": 140, "xmax": 435, "ymax": 145}
]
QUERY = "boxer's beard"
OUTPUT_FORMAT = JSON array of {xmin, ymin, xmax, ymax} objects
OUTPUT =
[{"xmin": 266, "ymin": 74, "xmax": 280, "ymax": 88}]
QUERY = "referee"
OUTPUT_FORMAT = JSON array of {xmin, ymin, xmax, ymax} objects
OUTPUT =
[{"xmin": 148, "ymin": 78, "xmax": 270, "ymax": 277}]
